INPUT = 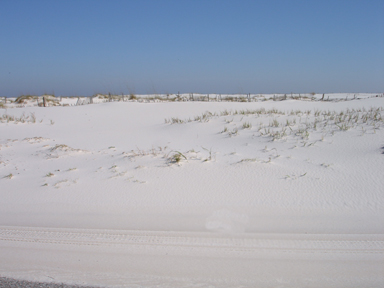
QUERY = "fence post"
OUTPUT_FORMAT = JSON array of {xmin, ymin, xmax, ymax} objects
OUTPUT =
[{"xmin": 43, "ymin": 97, "xmax": 46, "ymax": 107}]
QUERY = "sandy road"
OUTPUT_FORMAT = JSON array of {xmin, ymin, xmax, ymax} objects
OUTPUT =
[
  {"xmin": 1, "ymin": 226, "xmax": 384, "ymax": 287},
  {"xmin": 0, "ymin": 226, "xmax": 384, "ymax": 254}
]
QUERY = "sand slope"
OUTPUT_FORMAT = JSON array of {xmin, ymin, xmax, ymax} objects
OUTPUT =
[{"xmin": 1, "ymin": 95, "xmax": 383, "ymax": 287}]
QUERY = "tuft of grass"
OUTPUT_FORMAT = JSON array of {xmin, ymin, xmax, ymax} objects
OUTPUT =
[
  {"xmin": 3, "ymin": 173, "xmax": 13, "ymax": 179},
  {"xmin": 50, "ymin": 144, "xmax": 69, "ymax": 151},
  {"xmin": 30, "ymin": 113, "xmax": 36, "ymax": 123},
  {"xmin": 46, "ymin": 172, "xmax": 54, "ymax": 177},
  {"xmin": 228, "ymin": 127, "xmax": 238, "ymax": 137},
  {"xmin": 238, "ymin": 158, "xmax": 258, "ymax": 163},
  {"xmin": 0, "ymin": 112, "xmax": 38, "ymax": 124},
  {"xmin": 242, "ymin": 121, "xmax": 252, "ymax": 129},
  {"xmin": 271, "ymin": 119, "xmax": 280, "ymax": 127},
  {"xmin": 202, "ymin": 147, "xmax": 215, "ymax": 162},
  {"xmin": 169, "ymin": 151, "xmax": 187, "ymax": 164}
]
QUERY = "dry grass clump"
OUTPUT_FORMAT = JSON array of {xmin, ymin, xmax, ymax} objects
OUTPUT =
[
  {"xmin": 165, "ymin": 107, "xmax": 384, "ymax": 142},
  {"xmin": 50, "ymin": 144, "xmax": 71, "ymax": 152},
  {"xmin": 15, "ymin": 95, "xmax": 37, "ymax": 104},
  {"xmin": 49, "ymin": 144, "xmax": 87, "ymax": 153},
  {"xmin": 168, "ymin": 151, "xmax": 187, "ymax": 164},
  {"xmin": 3, "ymin": 173, "xmax": 13, "ymax": 179},
  {"xmin": 0, "ymin": 112, "xmax": 36, "ymax": 124}
]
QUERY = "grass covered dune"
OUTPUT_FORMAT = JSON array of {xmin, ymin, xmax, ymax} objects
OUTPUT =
[{"xmin": 1, "ymin": 95, "xmax": 384, "ymax": 287}]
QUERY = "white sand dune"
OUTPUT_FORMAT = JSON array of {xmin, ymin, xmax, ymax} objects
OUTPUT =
[{"xmin": 1, "ymin": 94, "xmax": 383, "ymax": 287}]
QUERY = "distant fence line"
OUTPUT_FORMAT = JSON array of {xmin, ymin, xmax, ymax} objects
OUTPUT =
[
  {"xmin": 1, "ymin": 93, "xmax": 383, "ymax": 108},
  {"xmin": 82, "ymin": 92, "xmax": 317, "ymax": 103},
  {"xmin": 63, "ymin": 92, "xmax": 384, "ymax": 104}
]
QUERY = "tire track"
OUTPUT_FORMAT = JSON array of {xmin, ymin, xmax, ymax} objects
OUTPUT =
[{"xmin": 1, "ymin": 226, "xmax": 383, "ymax": 255}]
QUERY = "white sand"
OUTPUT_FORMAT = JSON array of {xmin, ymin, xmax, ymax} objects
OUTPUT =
[{"xmin": 1, "ymin": 94, "xmax": 383, "ymax": 287}]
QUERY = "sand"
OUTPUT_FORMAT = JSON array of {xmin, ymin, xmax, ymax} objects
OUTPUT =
[{"xmin": 1, "ymin": 93, "xmax": 383, "ymax": 287}]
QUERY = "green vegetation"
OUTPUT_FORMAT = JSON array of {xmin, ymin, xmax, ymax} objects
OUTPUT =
[{"xmin": 169, "ymin": 151, "xmax": 187, "ymax": 164}]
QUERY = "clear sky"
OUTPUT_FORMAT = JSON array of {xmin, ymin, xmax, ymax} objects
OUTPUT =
[{"xmin": 1, "ymin": 0, "xmax": 383, "ymax": 97}]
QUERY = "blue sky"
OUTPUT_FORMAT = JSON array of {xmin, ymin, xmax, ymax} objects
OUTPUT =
[{"xmin": 1, "ymin": 0, "xmax": 383, "ymax": 97}]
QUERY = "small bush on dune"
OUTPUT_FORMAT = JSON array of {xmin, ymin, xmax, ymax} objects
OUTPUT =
[
  {"xmin": 169, "ymin": 151, "xmax": 187, "ymax": 164},
  {"xmin": 15, "ymin": 95, "xmax": 36, "ymax": 104}
]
